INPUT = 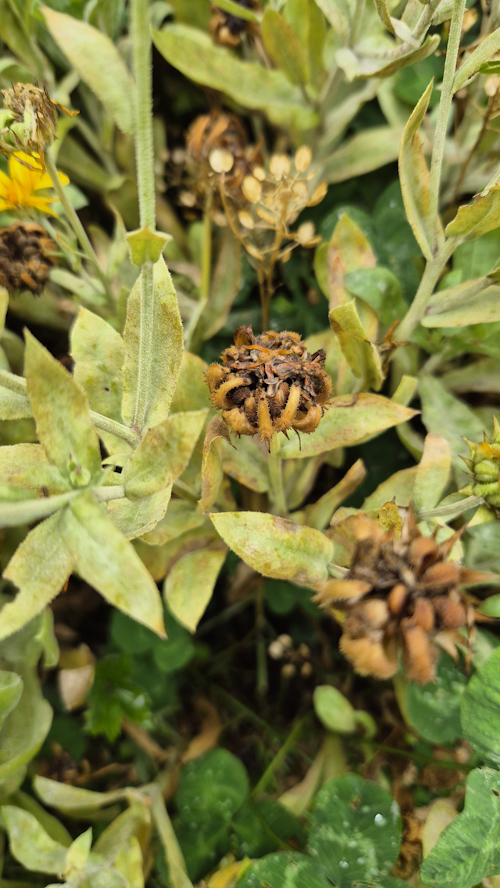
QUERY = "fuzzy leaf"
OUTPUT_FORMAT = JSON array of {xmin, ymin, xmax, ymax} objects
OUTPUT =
[
  {"xmin": 152, "ymin": 24, "xmax": 318, "ymax": 131},
  {"xmin": 107, "ymin": 486, "xmax": 173, "ymax": 540},
  {"xmin": 0, "ymin": 805, "xmax": 68, "ymax": 875},
  {"xmin": 446, "ymin": 186, "xmax": 500, "ymax": 241},
  {"xmin": 164, "ymin": 547, "xmax": 226, "ymax": 632},
  {"xmin": 220, "ymin": 436, "xmax": 269, "ymax": 493},
  {"xmin": 0, "ymin": 443, "xmax": 69, "ymax": 495},
  {"xmin": 41, "ymin": 7, "xmax": 135, "ymax": 134},
  {"xmin": 24, "ymin": 332, "xmax": 102, "ymax": 487},
  {"xmin": 126, "ymin": 226, "xmax": 172, "ymax": 265},
  {"xmin": 61, "ymin": 491, "xmax": 165, "ymax": 636},
  {"xmin": 399, "ymin": 80, "xmax": 434, "ymax": 261},
  {"xmin": 0, "ymin": 672, "xmax": 23, "ymax": 732},
  {"xmin": 419, "ymin": 375, "xmax": 484, "ymax": 482},
  {"xmin": 199, "ymin": 416, "xmax": 232, "ymax": 513},
  {"xmin": 329, "ymin": 300, "xmax": 384, "ymax": 390},
  {"xmin": 461, "ymin": 647, "xmax": 500, "ymax": 764},
  {"xmin": 71, "ymin": 307, "xmax": 125, "ymax": 428},
  {"xmin": 413, "ymin": 433, "xmax": 451, "ymax": 513},
  {"xmin": 170, "ymin": 352, "xmax": 210, "ymax": 414},
  {"xmin": 121, "ymin": 256, "xmax": 183, "ymax": 430},
  {"xmin": 420, "ymin": 768, "xmax": 500, "ymax": 887},
  {"xmin": 322, "ymin": 127, "xmax": 403, "ymax": 184},
  {"xmin": 202, "ymin": 229, "xmax": 242, "ymax": 340},
  {"xmin": 210, "ymin": 512, "xmax": 333, "ymax": 586},
  {"xmin": 0, "ymin": 666, "xmax": 52, "ymax": 780},
  {"xmin": 0, "ymin": 387, "xmax": 32, "ymax": 420},
  {"xmin": 454, "ymin": 26, "xmax": 500, "ymax": 92},
  {"xmin": 280, "ymin": 394, "xmax": 418, "ymax": 459},
  {"xmin": 422, "ymin": 285, "xmax": 500, "ymax": 327},
  {"xmin": 261, "ymin": 8, "xmax": 309, "ymax": 85},
  {"xmin": 123, "ymin": 409, "xmax": 207, "ymax": 500},
  {"xmin": 1, "ymin": 511, "xmax": 74, "ymax": 642}
]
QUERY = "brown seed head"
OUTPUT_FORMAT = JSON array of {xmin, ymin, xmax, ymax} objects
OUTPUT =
[
  {"xmin": 205, "ymin": 325, "xmax": 332, "ymax": 448},
  {"xmin": 209, "ymin": 0, "xmax": 260, "ymax": 47},
  {"xmin": 1, "ymin": 82, "xmax": 77, "ymax": 161},
  {"xmin": 0, "ymin": 221, "xmax": 57, "ymax": 295},
  {"xmin": 316, "ymin": 506, "xmax": 489, "ymax": 684}
]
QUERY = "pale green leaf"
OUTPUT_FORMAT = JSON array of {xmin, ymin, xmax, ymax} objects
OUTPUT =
[
  {"xmin": 280, "ymin": 394, "xmax": 417, "ymax": 459},
  {"xmin": 362, "ymin": 466, "xmax": 418, "ymax": 510},
  {"xmin": 1, "ymin": 511, "xmax": 74, "ymax": 642},
  {"xmin": 11, "ymin": 790, "xmax": 72, "ymax": 847},
  {"xmin": 140, "ymin": 500, "xmax": 205, "ymax": 546},
  {"xmin": 107, "ymin": 486, "xmax": 173, "ymax": 540},
  {"xmin": 65, "ymin": 827, "xmax": 92, "ymax": 873},
  {"xmin": 123, "ymin": 409, "xmax": 207, "ymax": 500},
  {"xmin": 220, "ymin": 435, "xmax": 269, "ymax": 493},
  {"xmin": 419, "ymin": 375, "xmax": 485, "ymax": 482},
  {"xmin": 446, "ymin": 186, "xmax": 500, "ymax": 241},
  {"xmin": 454, "ymin": 26, "xmax": 500, "ymax": 92},
  {"xmin": 422, "ymin": 285, "xmax": 500, "ymax": 327},
  {"xmin": 113, "ymin": 835, "xmax": 145, "ymax": 888},
  {"xmin": 0, "ymin": 667, "xmax": 52, "ymax": 781},
  {"xmin": 24, "ymin": 331, "xmax": 102, "ymax": 487},
  {"xmin": 61, "ymin": 491, "xmax": 165, "ymax": 636},
  {"xmin": 0, "ymin": 489, "xmax": 78, "ymax": 529},
  {"xmin": 93, "ymin": 803, "xmax": 150, "ymax": 857},
  {"xmin": 199, "ymin": 415, "xmax": 232, "ymax": 513},
  {"xmin": 313, "ymin": 685, "xmax": 356, "ymax": 734},
  {"xmin": 170, "ymin": 352, "xmax": 210, "ymax": 414},
  {"xmin": 0, "ymin": 443, "xmax": 69, "ymax": 495},
  {"xmin": 121, "ymin": 256, "xmax": 183, "ymax": 429},
  {"xmin": 71, "ymin": 307, "xmax": 125, "ymax": 426},
  {"xmin": 213, "ymin": 0, "xmax": 260, "ymax": 21},
  {"xmin": 210, "ymin": 511, "xmax": 333, "ymax": 586},
  {"xmin": 164, "ymin": 547, "xmax": 226, "ymax": 632},
  {"xmin": 314, "ymin": 0, "xmax": 350, "ymax": 39},
  {"xmin": 307, "ymin": 459, "xmax": 366, "ymax": 530},
  {"xmin": 0, "ymin": 805, "xmax": 68, "ymax": 875},
  {"xmin": 126, "ymin": 226, "xmax": 172, "ymax": 265},
  {"xmin": 261, "ymin": 8, "xmax": 309, "ymax": 85},
  {"xmin": 34, "ymin": 775, "xmax": 125, "ymax": 816},
  {"xmin": 399, "ymin": 80, "xmax": 434, "ymax": 261},
  {"xmin": 0, "ymin": 386, "xmax": 33, "ymax": 420},
  {"xmin": 202, "ymin": 229, "xmax": 242, "ymax": 341},
  {"xmin": 413, "ymin": 433, "xmax": 451, "ymax": 513},
  {"xmin": 0, "ymin": 671, "xmax": 23, "ymax": 732},
  {"xmin": 41, "ymin": 7, "xmax": 135, "ymax": 134},
  {"xmin": 322, "ymin": 126, "xmax": 403, "ymax": 184},
  {"xmin": 152, "ymin": 24, "xmax": 318, "ymax": 131},
  {"xmin": 329, "ymin": 300, "xmax": 384, "ymax": 390}
]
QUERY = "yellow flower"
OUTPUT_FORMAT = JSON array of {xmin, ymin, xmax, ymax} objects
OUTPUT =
[{"xmin": 0, "ymin": 151, "xmax": 69, "ymax": 216}]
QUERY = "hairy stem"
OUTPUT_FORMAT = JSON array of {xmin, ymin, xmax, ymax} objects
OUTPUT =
[
  {"xmin": 428, "ymin": 0, "xmax": 466, "ymax": 250},
  {"xmin": 268, "ymin": 433, "xmax": 287, "ymax": 515}
]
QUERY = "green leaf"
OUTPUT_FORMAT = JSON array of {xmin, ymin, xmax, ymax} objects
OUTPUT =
[
  {"xmin": 307, "ymin": 459, "xmax": 366, "ymax": 530},
  {"xmin": 0, "ymin": 386, "xmax": 33, "ymax": 420},
  {"xmin": 0, "ymin": 671, "xmax": 22, "ymax": 732},
  {"xmin": 461, "ymin": 647, "xmax": 500, "ymax": 764},
  {"xmin": 199, "ymin": 416, "xmax": 232, "ymax": 513},
  {"xmin": 454, "ymin": 26, "xmax": 500, "ymax": 92},
  {"xmin": 140, "ymin": 499, "xmax": 205, "ymax": 546},
  {"xmin": 121, "ymin": 256, "xmax": 183, "ymax": 430},
  {"xmin": 170, "ymin": 352, "xmax": 210, "ymax": 414},
  {"xmin": 220, "ymin": 435, "xmax": 269, "ymax": 493},
  {"xmin": 238, "ymin": 852, "xmax": 331, "ymax": 888},
  {"xmin": 344, "ymin": 267, "xmax": 407, "ymax": 328},
  {"xmin": 1, "ymin": 511, "xmax": 74, "ymax": 642},
  {"xmin": 24, "ymin": 331, "xmax": 102, "ymax": 488},
  {"xmin": 213, "ymin": 0, "xmax": 259, "ymax": 21},
  {"xmin": 420, "ymin": 768, "xmax": 500, "ymax": 887},
  {"xmin": 107, "ymin": 486, "xmax": 173, "ymax": 540},
  {"xmin": 0, "ymin": 443, "xmax": 69, "ymax": 495},
  {"xmin": 322, "ymin": 126, "xmax": 403, "ymax": 184},
  {"xmin": 419, "ymin": 375, "xmax": 485, "ymax": 483},
  {"xmin": 0, "ymin": 663, "xmax": 52, "ymax": 781},
  {"xmin": 41, "ymin": 7, "xmax": 136, "ymax": 134},
  {"xmin": 308, "ymin": 775, "xmax": 402, "ymax": 886},
  {"xmin": 363, "ymin": 466, "xmax": 418, "ymax": 510},
  {"xmin": 34, "ymin": 775, "xmax": 125, "ymax": 816},
  {"xmin": 399, "ymin": 80, "xmax": 434, "ymax": 261},
  {"xmin": 233, "ymin": 798, "xmax": 307, "ymax": 858},
  {"xmin": 0, "ymin": 805, "xmax": 68, "ymax": 875},
  {"xmin": 210, "ymin": 511, "xmax": 333, "ymax": 586},
  {"xmin": 405, "ymin": 652, "xmax": 467, "ymax": 745},
  {"xmin": 177, "ymin": 748, "xmax": 249, "ymax": 825},
  {"xmin": 164, "ymin": 546, "xmax": 226, "ymax": 632},
  {"xmin": 261, "ymin": 8, "xmax": 309, "ymax": 86},
  {"xmin": 446, "ymin": 186, "xmax": 500, "ymax": 241},
  {"xmin": 422, "ymin": 285, "xmax": 500, "ymax": 327},
  {"xmin": 202, "ymin": 229, "xmax": 242, "ymax": 341},
  {"xmin": 123, "ymin": 409, "xmax": 207, "ymax": 500},
  {"xmin": 126, "ymin": 226, "xmax": 172, "ymax": 265},
  {"xmin": 71, "ymin": 307, "xmax": 125, "ymax": 436},
  {"xmin": 280, "ymin": 394, "xmax": 418, "ymax": 459},
  {"xmin": 313, "ymin": 685, "xmax": 357, "ymax": 734},
  {"xmin": 61, "ymin": 491, "xmax": 165, "ymax": 636},
  {"xmin": 85, "ymin": 653, "xmax": 152, "ymax": 741},
  {"xmin": 413, "ymin": 433, "xmax": 451, "ymax": 513},
  {"xmin": 152, "ymin": 24, "xmax": 318, "ymax": 131},
  {"xmin": 329, "ymin": 299, "xmax": 384, "ymax": 390}
]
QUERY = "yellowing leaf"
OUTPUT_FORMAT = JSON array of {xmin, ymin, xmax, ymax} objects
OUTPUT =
[
  {"xmin": 107, "ymin": 486, "xmax": 173, "ymax": 540},
  {"xmin": 446, "ymin": 186, "xmax": 500, "ymax": 241},
  {"xmin": 399, "ymin": 80, "xmax": 434, "ymax": 261},
  {"xmin": 329, "ymin": 300, "xmax": 384, "ymax": 391},
  {"xmin": 0, "ymin": 805, "xmax": 68, "ymax": 875},
  {"xmin": 413, "ymin": 433, "xmax": 451, "ymax": 513},
  {"xmin": 210, "ymin": 511, "xmax": 333, "ymax": 586},
  {"xmin": 199, "ymin": 415, "xmax": 232, "ymax": 513},
  {"xmin": 164, "ymin": 547, "xmax": 226, "ymax": 632},
  {"xmin": 261, "ymin": 8, "xmax": 309, "ymax": 86},
  {"xmin": 322, "ymin": 127, "xmax": 403, "ymax": 186}
]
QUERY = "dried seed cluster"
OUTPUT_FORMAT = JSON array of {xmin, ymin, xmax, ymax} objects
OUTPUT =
[
  {"xmin": 0, "ymin": 221, "xmax": 57, "ymax": 295},
  {"xmin": 315, "ymin": 508, "xmax": 486, "ymax": 684},
  {"xmin": 209, "ymin": 0, "xmax": 259, "ymax": 47},
  {"xmin": 1, "ymin": 82, "xmax": 76, "ymax": 162},
  {"xmin": 460, "ymin": 417, "xmax": 500, "ymax": 512},
  {"xmin": 268, "ymin": 634, "xmax": 313, "ymax": 678},
  {"xmin": 206, "ymin": 325, "xmax": 332, "ymax": 449}
]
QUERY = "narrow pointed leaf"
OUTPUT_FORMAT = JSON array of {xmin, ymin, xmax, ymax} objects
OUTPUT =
[
  {"xmin": 399, "ymin": 80, "xmax": 434, "ymax": 260},
  {"xmin": 24, "ymin": 331, "xmax": 101, "ymax": 486},
  {"xmin": 0, "ymin": 672, "xmax": 23, "ymax": 732},
  {"xmin": 1, "ymin": 511, "xmax": 74, "ymax": 642},
  {"xmin": 61, "ymin": 491, "xmax": 165, "ymax": 636},
  {"xmin": 0, "ymin": 443, "xmax": 69, "ymax": 494},
  {"xmin": 413, "ymin": 433, "xmax": 451, "ymax": 512},
  {"xmin": 122, "ymin": 256, "xmax": 183, "ymax": 430},
  {"xmin": 0, "ymin": 386, "xmax": 33, "ymax": 420},
  {"xmin": 422, "ymin": 285, "xmax": 500, "ymax": 327},
  {"xmin": 322, "ymin": 127, "xmax": 403, "ymax": 184},
  {"xmin": 0, "ymin": 805, "xmax": 68, "ymax": 875},
  {"xmin": 261, "ymin": 8, "xmax": 309, "ymax": 85},
  {"xmin": 454, "ymin": 26, "xmax": 500, "ymax": 92},
  {"xmin": 34, "ymin": 775, "xmax": 126, "ymax": 815},
  {"xmin": 446, "ymin": 185, "xmax": 500, "ymax": 241},
  {"xmin": 329, "ymin": 300, "xmax": 384, "ymax": 390},
  {"xmin": 41, "ymin": 7, "xmax": 135, "ymax": 133},
  {"xmin": 210, "ymin": 512, "xmax": 333, "ymax": 586}
]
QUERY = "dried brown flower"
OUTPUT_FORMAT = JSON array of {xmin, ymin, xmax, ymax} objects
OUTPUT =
[
  {"xmin": 205, "ymin": 325, "xmax": 332, "ymax": 449},
  {"xmin": 0, "ymin": 221, "xmax": 58, "ymax": 295},
  {"xmin": 315, "ymin": 507, "xmax": 490, "ymax": 684},
  {"xmin": 1, "ymin": 82, "xmax": 77, "ymax": 163},
  {"xmin": 209, "ymin": 0, "xmax": 259, "ymax": 47}
]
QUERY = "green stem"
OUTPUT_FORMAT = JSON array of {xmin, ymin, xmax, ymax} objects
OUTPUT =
[
  {"xmin": 396, "ymin": 238, "xmax": 456, "ymax": 341},
  {"xmin": 130, "ymin": 0, "xmax": 157, "ymax": 433},
  {"xmin": 44, "ymin": 150, "xmax": 114, "ymax": 304},
  {"xmin": 268, "ymin": 433, "xmax": 287, "ymax": 515},
  {"xmin": 428, "ymin": 0, "xmax": 466, "ymax": 251},
  {"xmin": 251, "ymin": 715, "xmax": 310, "ymax": 797}
]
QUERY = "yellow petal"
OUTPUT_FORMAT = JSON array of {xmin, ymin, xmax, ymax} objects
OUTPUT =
[
  {"xmin": 27, "ymin": 197, "xmax": 59, "ymax": 216},
  {"xmin": 0, "ymin": 198, "xmax": 14, "ymax": 211},
  {"xmin": 0, "ymin": 169, "xmax": 11, "ymax": 197}
]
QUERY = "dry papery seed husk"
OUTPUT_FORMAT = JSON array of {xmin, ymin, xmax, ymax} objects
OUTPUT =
[
  {"xmin": 314, "ymin": 506, "xmax": 493, "ymax": 684},
  {"xmin": 0, "ymin": 220, "xmax": 57, "ymax": 295},
  {"xmin": 205, "ymin": 325, "xmax": 332, "ymax": 449}
]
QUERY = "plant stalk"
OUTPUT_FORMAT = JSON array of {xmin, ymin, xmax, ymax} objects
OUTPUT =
[
  {"xmin": 268, "ymin": 433, "xmax": 287, "ymax": 515},
  {"xmin": 130, "ymin": 0, "xmax": 157, "ymax": 433},
  {"xmin": 396, "ymin": 238, "xmax": 456, "ymax": 341},
  {"xmin": 427, "ymin": 0, "xmax": 466, "ymax": 251}
]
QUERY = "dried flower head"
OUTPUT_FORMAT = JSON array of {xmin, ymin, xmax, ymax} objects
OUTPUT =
[
  {"xmin": 460, "ymin": 417, "xmax": 500, "ymax": 512},
  {"xmin": 0, "ymin": 220, "xmax": 58, "ymax": 295},
  {"xmin": 0, "ymin": 82, "xmax": 77, "ymax": 163},
  {"xmin": 206, "ymin": 325, "xmax": 332, "ymax": 449},
  {"xmin": 315, "ymin": 507, "xmax": 489, "ymax": 684},
  {"xmin": 209, "ymin": 0, "xmax": 259, "ymax": 47}
]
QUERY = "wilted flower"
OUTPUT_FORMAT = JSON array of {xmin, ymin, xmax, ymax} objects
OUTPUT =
[
  {"xmin": 0, "ymin": 151, "xmax": 69, "ymax": 216},
  {"xmin": 205, "ymin": 324, "xmax": 332, "ymax": 449},
  {"xmin": 209, "ymin": 0, "xmax": 260, "ymax": 47},
  {"xmin": 315, "ymin": 507, "xmax": 490, "ymax": 684},
  {"xmin": 460, "ymin": 417, "xmax": 500, "ymax": 513},
  {"xmin": 0, "ymin": 82, "xmax": 77, "ymax": 163},
  {"xmin": 0, "ymin": 220, "xmax": 57, "ymax": 295}
]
